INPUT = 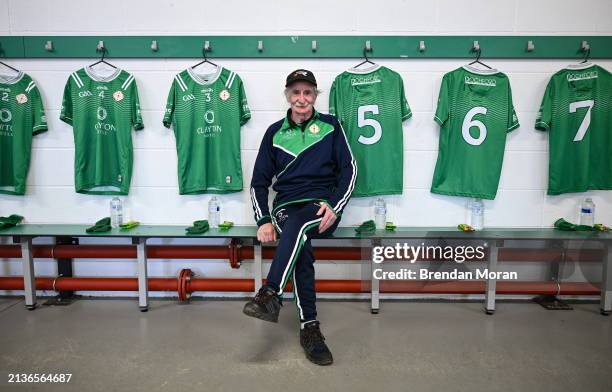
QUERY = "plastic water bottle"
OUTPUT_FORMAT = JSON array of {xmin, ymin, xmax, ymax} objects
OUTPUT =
[
  {"xmin": 580, "ymin": 197, "xmax": 595, "ymax": 226},
  {"xmin": 374, "ymin": 197, "xmax": 386, "ymax": 230},
  {"xmin": 208, "ymin": 196, "xmax": 221, "ymax": 228},
  {"xmin": 110, "ymin": 197, "xmax": 123, "ymax": 228},
  {"xmin": 470, "ymin": 198, "xmax": 484, "ymax": 230}
]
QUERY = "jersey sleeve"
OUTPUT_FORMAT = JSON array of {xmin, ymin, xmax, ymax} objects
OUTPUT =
[
  {"xmin": 399, "ymin": 75, "xmax": 412, "ymax": 121},
  {"xmin": 130, "ymin": 80, "xmax": 144, "ymax": 131},
  {"xmin": 60, "ymin": 78, "xmax": 73, "ymax": 126},
  {"xmin": 507, "ymin": 83, "xmax": 520, "ymax": 132},
  {"xmin": 250, "ymin": 128, "xmax": 275, "ymax": 226},
  {"xmin": 238, "ymin": 77, "xmax": 251, "ymax": 126},
  {"xmin": 30, "ymin": 84, "xmax": 48, "ymax": 135},
  {"xmin": 434, "ymin": 74, "xmax": 450, "ymax": 126},
  {"xmin": 328, "ymin": 79, "xmax": 338, "ymax": 116},
  {"xmin": 535, "ymin": 79, "xmax": 553, "ymax": 131},
  {"xmin": 162, "ymin": 80, "xmax": 176, "ymax": 129}
]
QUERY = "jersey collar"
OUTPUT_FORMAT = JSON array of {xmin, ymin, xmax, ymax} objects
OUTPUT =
[
  {"xmin": 462, "ymin": 65, "xmax": 499, "ymax": 75},
  {"xmin": 85, "ymin": 66, "xmax": 122, "ymax": 82},
  {"xmin": 347, "ymin": 64, "xmax": 382, "ymax": 74},
  {"xmin": 0, "ymin": 71, "xmax": 24, "ymax": 85},
  {"xmin": 566, "ymin": 62, "xmax": 595, "ymax": 70},
  {"xmin": 187, "ymin": 66, "xmax": 223, "ymax": 85}
]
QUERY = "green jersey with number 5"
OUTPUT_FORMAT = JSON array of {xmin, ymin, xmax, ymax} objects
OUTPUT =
[
  {"xmin": 535, "ymin": 64, "xmax": 612, "ymax": 195},
  {"xmin": 329, "ymin": 65, "xmax": 411, "ymax": 197},
  {"xmin": 431, "ymin": 66, "xmax": 519, "ymax": 200}
]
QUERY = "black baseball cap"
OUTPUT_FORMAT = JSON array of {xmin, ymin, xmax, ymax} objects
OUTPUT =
[{"xmin": 285, "ymin": 69, "xmax": 317, "ymax": 87}]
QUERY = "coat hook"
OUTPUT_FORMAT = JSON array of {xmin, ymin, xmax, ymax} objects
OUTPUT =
[
  {"xmin": 365, "ymin": 40, "xmax": 372, "ymax": 52},
  {"xmin": 257, "ymin": 40, "xmax": 263, "ymax": 52},
  {"xmin": 44, "ymin": 40, "xmax": 54, "ymax": 52},
  {"xmin": 419, "ymin": 40, "xmax": 426, "ymax": 52},
  {"xmin": 151, "ymin": 40, "xmax": 158, "ymax": 52},
  {"xmin": 526, "ymin": 40, "xmax": 535, "ymax": 52},
  {"xmin": 472, "ymin": 40, "xmax": 480, "ymax": 53},
  {"xmin": 581, "ymin": 40, "xmax": 590, "ymax": 52},
  {"xmin": 97, "ymin": 40, "xmax": 105, "ymax": 52},
  {"xmin": 204, "ymin": 41, "xmax": 211, "ymax": 52},
  {"xmin": 311, "ymin": 40, "xmax": 317, "ymax": 52}
]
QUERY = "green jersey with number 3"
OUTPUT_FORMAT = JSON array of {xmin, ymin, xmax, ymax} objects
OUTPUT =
[
  {"xmin": 60, "ymin": 67, "xmax": 144, "ymax": 195},
  {"xmin": 0, "ymin": 72, "xmax": 47, "ymax": 195},
  {"xmin": 329, "ymin": 65, "xmax": 411, "ymax": 197},
  {"xmin": 431, "ymin": 66, "xmax": 519, "ymax": 200},
  {"xmin": 163, "ymin": 67, "xmax": 251, "ymax": 194},
  {"xmin": 535, "ymin": 64, "xmax": 612, "ymax": 195}
]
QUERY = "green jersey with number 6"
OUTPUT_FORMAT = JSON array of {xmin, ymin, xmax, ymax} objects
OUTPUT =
[
  {"xmin": 0, "ymin": 72, "xmax": 47, "ymax": 195},
  {"xmin": 535, "ymin": 64, "xmax": 612, "ymax": 195},
  {"xmin": 163, "ymin": 67, "xmax": 251, "ymax": 194},
  {"xmin": 60, "ymin": 67, "xmax": 144, "ymax": 195},
  {"xmin": 329, "ymin": 65, "xmax": 411, "ymax": 197},
  {"xmin": 431, "ymin": 66, "xmax": 519, "ymax": 200}
]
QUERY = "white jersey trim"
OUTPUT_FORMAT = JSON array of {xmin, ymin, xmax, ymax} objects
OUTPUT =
[
  {"xmin": 0, "ymin": 72, "xmax": 24, "ymax": 85},
  {"xmin": 566, "ymin": 62, "xmax": 595, "ymax": 70},
  {"xmin": 85, "ymin": 66, "xmax": 122, "ymax": 83},
  {"xmin": 71, "ymin": 72, "xmax": 84, "ymax": 88},
  {"xmin": 462, "ymin": 65, "xmax": 500, "ymax": 75},
  {"xmin": 347, "ymin": 64, "xmax": 382, "ymax": 74},
  {"xmin": 175, "ymin": 74, "xmax": 188, "ymax": 92},
  {"xmin": 187, "ymin": 66, "xmax": 223, "ymax": 86}
]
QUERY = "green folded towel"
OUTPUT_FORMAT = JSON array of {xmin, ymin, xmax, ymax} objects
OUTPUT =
[
  {"xmin": 554, "ymin": 218, "xmax": 596, "ymax": 232},
  {"xmin": 355, "ymin": 219, "xmax": 376, "ymax": 233},
  {"xmin": 0, "ymin": 214, "xmax": 24, "ymax": 230},
  {"xmin": 186, "ymin": 219, "xmax": 209, "ymax": 235},
  {"xmin": 218, "ymin": 221, "xmax": 234, "ymax": 231},
  {"xmin": 120, "ymin": 221, "xmax": 140, "ymax": 230},
  {"xmin": 86, "ymin": 217, "xmax": 112, "ymax": 233}
]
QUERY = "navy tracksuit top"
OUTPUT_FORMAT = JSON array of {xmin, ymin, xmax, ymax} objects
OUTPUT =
[{"xmin": 250, "ymin": 110, "xmax": 357, "ymax": 227}]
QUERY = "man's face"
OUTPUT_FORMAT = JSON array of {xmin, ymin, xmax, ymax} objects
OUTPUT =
[{"xmin": 287, "ymin": 81, "xmax": 317, "ymax": 117}]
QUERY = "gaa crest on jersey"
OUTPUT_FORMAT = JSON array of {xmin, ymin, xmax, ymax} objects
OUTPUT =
[
  {"xmin": 16, "ymin": 94, "xmax": 28, "ymax": 104},
  {"xmin": 219, "ymin": 89, "xmax": 230, "ymax": 101},
  {"xmin": 309, "ymin": 124, "xmax": 320, "ymax": 134},
  {"xmin": 113, "ymin": 91, "xmax": 124, "ymax": 102}
]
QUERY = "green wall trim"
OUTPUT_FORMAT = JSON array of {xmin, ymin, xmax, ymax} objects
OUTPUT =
[{"xmin": 0, "ymin": 35, "xmax": 610, "ymax": 59}]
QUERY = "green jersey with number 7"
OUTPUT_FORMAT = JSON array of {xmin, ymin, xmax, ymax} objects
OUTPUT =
[
  {"xmin": 329, "ymin": 65, "xmax": 412, "ymax": 197},
  {"xmin": 535, "ymin": 64, "xmax": 612, "ymax": 195},
  {"xmin": 431, "ymin": 66, "xmax": 519, "ymax": 200}
]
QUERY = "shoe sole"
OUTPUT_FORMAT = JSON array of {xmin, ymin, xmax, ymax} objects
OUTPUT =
[
  {"xmin": 305, "ymin": 352, "xmax": 333, "ymax": 366},
  {"xmin": 242, "ymin": 305, "xmax": 279, "ymax": 323}
]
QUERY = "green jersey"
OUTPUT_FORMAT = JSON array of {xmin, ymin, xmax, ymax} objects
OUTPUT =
[
  {"xmin": 0, "ymin": 72, "xmax": 47, "ymax": 195},
  {"xmin": 163, "ymin": 67, "xmax": 251, "ymax": 194},
  {"xmin": 329, "ymin": 65, "xmax": 411, "ymax": 197},
  {"xmin": 432, "ymin": 66, "xmax": 519, "ymax": 200},
  {"xmin": 60, "ymin": 67, "xmax": 144, "ymax": 195},
  {"xmin": 535, "ymin": 64, "xmax": 612, "ymax": 195}
]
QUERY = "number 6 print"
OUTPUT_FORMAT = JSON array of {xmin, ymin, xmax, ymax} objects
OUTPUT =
[{"xmin": 462, "ymin": 106, "xmax": 487, "ymax": 146}]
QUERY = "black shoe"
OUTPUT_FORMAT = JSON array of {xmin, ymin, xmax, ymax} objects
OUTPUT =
[
  {"xmin": 300, "ymin": 321, "xmax": 333, "ymax": 366},
  {"xmin": 243, "ymin": 286, "xmax": 282, "ymax": 323}
]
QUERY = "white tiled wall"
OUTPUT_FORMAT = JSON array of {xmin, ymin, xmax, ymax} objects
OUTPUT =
[{"xmin": 1, "ymin": 0, "xmax": 612, "ymax": 295}]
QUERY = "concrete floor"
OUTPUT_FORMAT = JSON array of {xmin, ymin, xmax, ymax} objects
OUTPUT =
[{"xmin": 0, "ymin": 297, "xmax": 611, "ymax": 392}]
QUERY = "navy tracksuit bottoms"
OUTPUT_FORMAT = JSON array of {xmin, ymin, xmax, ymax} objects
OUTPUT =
[{"xmin": 265, "ymin": 201, "xmax": 340, "ymax": 323}]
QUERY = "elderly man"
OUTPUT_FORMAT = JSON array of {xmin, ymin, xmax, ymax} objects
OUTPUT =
[{"xmin": 244, "ymin": 69, "xmax": 356, "ymax": 365}]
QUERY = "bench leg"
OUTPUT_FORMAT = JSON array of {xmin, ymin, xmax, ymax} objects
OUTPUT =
[
  {"xmin": 20, "ymin": 238, "xmax": 37, "ymax": 310},
  {"xmin": 136, "ymin": 238, "xmax": 148, "ymax": 312},
  {"xmin": 253, "ymin": 243, "xmax": 262, "ymax": 294},
  {"xmin": 601, "ymin": 241, "xmax": 612, "ymax": 316},
  {"xmin": 371, "ymin": 239, "xmax": 380, "ymax": 314},
  {"xmin": 484, "ymin": 240, "xmax": 501, "ymax": 315}
]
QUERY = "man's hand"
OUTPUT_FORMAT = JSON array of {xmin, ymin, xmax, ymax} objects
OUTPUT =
[
  {"xmin": 317, "ymin": 202, "xmax": 337, "ymax": 233},
  {"xmin": 257, "ymin": 223, "xmax": 277, "ymax": 243}
]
